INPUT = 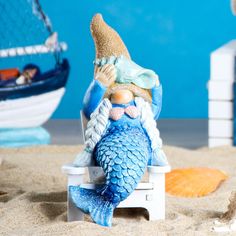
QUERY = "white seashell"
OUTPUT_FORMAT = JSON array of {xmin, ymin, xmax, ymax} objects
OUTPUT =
[
  {"xmin": 45, "ymin": 32, "xmax": 58, "ymax": 47},
  {"xmin": 16, "ymin": 75, "xmax": 26, "ymax": 85},
  {"xmin": 213, "ymin": 219, "xmax": 236, "ymax": 232}
]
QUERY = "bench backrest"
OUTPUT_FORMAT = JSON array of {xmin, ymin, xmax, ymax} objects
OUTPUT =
[{"xmin": 80, "ymin": 110, "xmax": 88, "ymax": 143}]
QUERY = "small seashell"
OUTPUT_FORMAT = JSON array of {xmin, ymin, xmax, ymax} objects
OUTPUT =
[
  {"xmin": 109, "ymin": 107, "xmax": 124, "ymax": 121},
  {"xmin": 166, "ymin": 168, "xmax": 228, "ymax": 198},
  {"xmin": 125, "ymin": 105, "xmax": 140, "ymax": 119},
  {"xmin": 16, "ymin": 75, "xmax": 26, "ymax": 85}
]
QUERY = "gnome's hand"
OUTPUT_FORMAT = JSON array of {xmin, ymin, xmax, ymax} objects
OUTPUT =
[{"xmin": 95, "ymin": 64, "xmax": 116, "ymax": 87}]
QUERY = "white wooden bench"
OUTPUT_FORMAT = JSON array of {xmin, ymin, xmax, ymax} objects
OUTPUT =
[{"xmin": 62, "ymin": 164, "xmax": 170, "ymax": 222}]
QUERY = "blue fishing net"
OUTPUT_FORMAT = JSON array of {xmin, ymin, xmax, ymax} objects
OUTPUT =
[
  {"xmin": 0, "ymin": 0, "xmax": 50, "ymax": 50},
  {"xmin": 0, "ymin": 0, "xmax": 63, "ymax": 71}
]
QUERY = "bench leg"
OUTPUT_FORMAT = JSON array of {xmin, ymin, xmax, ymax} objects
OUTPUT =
[
  {"xmin": 68, "ymin": 193, "xmax": 84, "ymax": 221},
  {"xmin": 67, "ymin": 174, "xmax": 85, "ymax": 222},
  {"xmin": 147, "ymin": 204, "xmax": 165, "ymax": 221},
  {"xmin": 148, "ymin": 172, "xmax": 166, "ymax": 220}
]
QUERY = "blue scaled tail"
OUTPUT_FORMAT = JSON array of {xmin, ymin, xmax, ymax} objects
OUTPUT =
[{"xmin": 69, "ymin": 186, "xmax": 116, "ymax": 227}]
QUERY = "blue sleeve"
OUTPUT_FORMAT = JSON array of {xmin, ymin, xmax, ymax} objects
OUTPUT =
[
  {"xmin": 151, "ymin": 84, "xmax": 163, "ymax": 120},
  {"xmin": 83, "ymin": 79, "xmax": 107, "ymax": 119}
]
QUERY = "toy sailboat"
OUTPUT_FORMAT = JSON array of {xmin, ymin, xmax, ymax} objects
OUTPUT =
[{"xmin": 0, "ymin": 0, "xmax": 69, "ymax": 129}]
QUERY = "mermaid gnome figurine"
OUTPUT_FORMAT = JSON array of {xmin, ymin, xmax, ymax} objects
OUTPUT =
[{"xmin": 71, "ymin": 13, "xmax": 169, "ymax": 227}]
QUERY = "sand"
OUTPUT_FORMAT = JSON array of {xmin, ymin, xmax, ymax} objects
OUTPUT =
[{"xmin": 0, "ymin": 145, "xmax": 236, "ymax": 236}]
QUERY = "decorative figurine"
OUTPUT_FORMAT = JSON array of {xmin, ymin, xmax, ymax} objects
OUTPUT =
[{"xmin": 71, "ymin": 13, "xmax": 168, "ymax": 227}]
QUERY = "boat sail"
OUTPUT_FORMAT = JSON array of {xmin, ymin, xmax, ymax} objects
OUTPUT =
[{"xmin": 0, "ymin": 0, "xmax": 70, "ymax": 129}]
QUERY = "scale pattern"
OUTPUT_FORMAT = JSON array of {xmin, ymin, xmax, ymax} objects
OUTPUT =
[{"xmin": 94, "ymin": 123, "xmax": 150, "ymax": 204}]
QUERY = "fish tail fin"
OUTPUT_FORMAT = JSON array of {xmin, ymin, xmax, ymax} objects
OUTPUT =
[{"xmin": 69, "ymin": 186, "xmax": 115, "ymax": 227}]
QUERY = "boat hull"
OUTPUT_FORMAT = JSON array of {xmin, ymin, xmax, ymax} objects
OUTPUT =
[
  {"xmin": 0, "ymin": 59, "xmax": 69, "ymax": 100},
  {"xmin": 0, "ymin": 88, "xmax": 65, "ymax": 128}
]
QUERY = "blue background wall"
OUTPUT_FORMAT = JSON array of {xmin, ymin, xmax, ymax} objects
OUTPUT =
[{"xmin": 3, "ymin": 0, "xmax": 236, "ymax": 118}]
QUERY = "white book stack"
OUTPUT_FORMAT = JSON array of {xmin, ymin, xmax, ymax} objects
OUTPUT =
[{"xmin": 208, "ymin": 40, "xmax": 236, "ymax": 147}]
